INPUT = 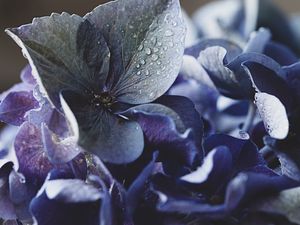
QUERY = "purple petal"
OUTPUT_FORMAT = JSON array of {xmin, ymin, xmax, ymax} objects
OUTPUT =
[
  {"xmin": 0, "ymin": 163, "xmax": 16, "ymax": 220},
  {"xmin": 203, "ymin": 134, "xmax": 265, "ymax": 171},
  {"xmin": 123, "ymin": 103, "xmax": 199, "ymax": 171},
  {"xmin": 20, "ymin": 65, "xmax": 36, "ymax": 85},
  {"xmin": 185, "ymin": 39, "xmax": 242, "ymax": 61},
  {"xmin": 14, "ymin": 122, "xmax": 87, "ymax": 184},
  {"xmin": 169, "ymin": 80, "xmax": 218, "ymax": 118},
  {"xmin": 44, "ymin": 179, "xmax": 102, "ymax": 203},
  {"xmin": 277, "ymin": 152, "xmax": 300, "ymax": 182},
  {"xmin": 85, "ymin": 0, "xmax": 186, "ymax": 104},
  {"xmin": 224, "ymin": 168, "xmax": 298, "ymax": 211},
  {"xmin": 181, "ymin": 146, "xmax": 233, "ymax": 195},
  {"xmin": 254, "ymin": 92, "xmax": 289, "ymax": 140},
  {"xmin": 245, "ymin": 61, "xmax": 294, "ymax": 112},
  {"xmin": 27, "ymin": 101, "xmax": 69, "ymax": 138},
  {"xmin": 8, "ymin": 169, "xmax": 35, "ymax": 221},
  {"xmin": 126, "ymin": 152, "xmax": 158, "ymax": 216},
  {"xmin": 14, "ymin": 122, "xmax": 54, "ymax": 184},
  {"xmin": 244, "ymin": 28, "xmax": 271, "ymax": 53},
  {"xmin": 61, "ymin": 91, "xmax": 144, "ymax": 164},
  {"xmin": 264, "ymin": 42, "xmax": 299, "ymax": 66},
  {"xmin": 30, "ymin": 178, "xmax": 102, "ymax": 225},
  {"xmin": 283, "ymin": 62, "xmax": 300, "ymax": 105},
  {"xmin": 157, "ymin": 194, "xmax": 225, "ymax": 216},
  {"xmin": 0, "ymin": 91, "xmax": 39, "ymax": 126},
  {"xmin": 41, "ymin": 123, "xmax": 81, "ymax": 164},
  {"xmin": 252, "ymin": 186, "xmax": 300, "ymax": 224},
  {"xmin": 198, "ymin": 46, "xmax": 253, "ymax": 99},
  {"xmin": 155, "ymin": 95, "xmax": 204, "ymax": 150},
  {"xmin": 0, "ymin": 82, "xmax": 34, "ymax": 102}
]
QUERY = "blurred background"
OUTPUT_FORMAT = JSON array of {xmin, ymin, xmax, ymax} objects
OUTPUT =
[{"xmin": 0, "ymin": 0, "xmax": 299, "ymax": 92}]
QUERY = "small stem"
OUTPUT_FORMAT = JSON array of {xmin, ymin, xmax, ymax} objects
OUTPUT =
[
  {"xmin": 242, "ymin": 101, "xmax": 256, "ymax": 132},
  {"xmin": 260, "ymin": 145, "xmax": 273, "ymax": 158}
]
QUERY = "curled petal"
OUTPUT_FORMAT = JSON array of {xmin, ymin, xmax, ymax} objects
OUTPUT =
[
  {"xmin": 41, "ymin": 123, "xmax": 82, "ymax": 164},
  {"xmin": 0, "ymin": 91, "xmax": 38, "ymax": 126},
  {"xmin": 30, "ymin": 178, "xmax": 102, "ymax": 225},
  {"xmin": 254, "ymin": 92, "xmax": 289, "ymax": 140}
]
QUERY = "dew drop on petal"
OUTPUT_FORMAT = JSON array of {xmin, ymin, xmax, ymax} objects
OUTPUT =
[
  {"xmin": 153, "ymin": 47, "xmax": 159, "ymax": 53},
  {"xmin": 145, "ymin": 48, "xmax": 152, "ymax": 55},
  {"xmin": 151, "ymin": 54, "xmax": 159, "ymax": 61},
  {"xmin": 168, "ymin": 42, "xmax": 174, "ymax": 47},
  {"xmin": 150, "ymin": 37, "xmax": 157, "ymax": 45},
  {"xmin": 165, "ymin": 30, "xmax": 174, "ymax": 37},
  {"xmin": 138, "ymin": 44, "xmax": 144, "ymax": 51}
]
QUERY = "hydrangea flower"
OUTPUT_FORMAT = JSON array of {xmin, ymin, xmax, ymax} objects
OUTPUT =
[{"xmin": 5, "ymin": 0, "xmax": 189, "ymax": 164}]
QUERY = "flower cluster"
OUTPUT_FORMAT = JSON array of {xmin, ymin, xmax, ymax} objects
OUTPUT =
[{"xmin": 1, "ymin": 0, "xmax": 300, "ymax": 224}]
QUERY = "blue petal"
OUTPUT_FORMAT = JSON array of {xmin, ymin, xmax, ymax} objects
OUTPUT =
[
  {"xmin": 0, "ymin": 91, "xmax": 39, "ymax": 126},
  {"xmin": 203, "ymin": 134, "xmax": 265, "ymax": 171},
  {"xmin": 30, "ymin": 178, "xmax": 102, "ymax": 225}
]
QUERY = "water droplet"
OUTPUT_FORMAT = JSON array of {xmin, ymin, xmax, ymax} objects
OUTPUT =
[
  {"xmin": 180, "ymin": 35, "xmax": 185, "ymax": 43},
  {"xmin": 129, "ymin": 25, "xmax": 134, "ymax": 29},
  {"xmin": 97, "ymin": 41, "xmax": 101, "ymax": 45},
  {"xmin": 157, "ymin": 42, "xmax": 162, "ymax": 46},
  {"xmin": 239, "ymin": 130, "xmax": 249, "ymax": 140},
  {"xmin": 138, "ymin": 44, "xmax": 144, "ymax": 51},
  {"xmin": 19, "ymin": 176, "xmax": 26, "ymax": 184},
  {"xmin": 133, "ymin": 34, "xmax": 138, "ymax": 38},
  {"xmin": 136, "ymin": 64, "xmax": 141, "ymax": 69},
  {"xmin": 164, "ymin": 14, "xmax": 171, "ymax": 23},
  {"xmin": 150, "ymin": 37, "xmax": 157, "ymax": 45},
  {"xmin": 151, "ymin": 54, "xmax": 159, "ymax": 61},
  {"xmin": 165, "ymin": 30, "xmax": 174, "ymax": 37},
  {"xmin": 153, "ymin": 47, "xmax": 159, "ymax": 53},
  {"xmin": 163, "ymin": 46, "xmax": 168, "ymax": 51},
  {"xmin": 137, "ymin": 71, "xmax": 141, "ymax": 75},
  {"xmin": 145, "ymin": 48, "xmax": 152, "ymax": 55},
  {"xmin": 140, "ymin": 59, "xmax": 146, "ymax": 65},
  {"xmin": 157, "ymin": 61, "xmax": 161, "ymax": 65},
  {"xmin": 145, "ymin": 70, "xmax": 150, "ymax": 76}
]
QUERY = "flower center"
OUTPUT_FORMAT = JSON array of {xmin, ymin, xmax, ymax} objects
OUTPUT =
[{"xmin": 90, "ymin": 92, "xmax": 115, "ymax": 108}]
